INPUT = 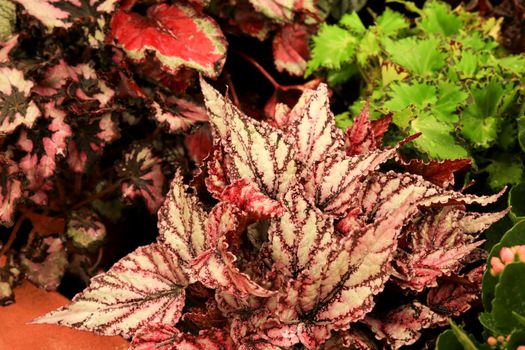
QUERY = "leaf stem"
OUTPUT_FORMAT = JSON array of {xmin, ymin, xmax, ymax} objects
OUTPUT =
[
  {"xmin": 0, "ymin": 214, "xmax": 26, "ymax": 256},
  {"xmin": 72, "ymin": 181, "xmax": 122, "ymax": 210}
]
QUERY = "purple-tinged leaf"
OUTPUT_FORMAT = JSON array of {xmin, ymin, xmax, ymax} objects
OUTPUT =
[
  {"xmin": 185, "ymin": 124, "xmax": 213, "ymax": 165},
  {"xmin": 0, "ymin": 151, "xmax": 23, "ymax": 227},
  {"xmin": 13, "ymin": 0, "xmax": 117, "ymax": 29},
  {"xmin": 201, "ymin": 78, "xmax": 297, "ymax": 198},
  {"xmin": 193, "ymin": 202, "xmax": 274, "ymax": 297},
  {"xmin": 393, "ymin": 206, "xmax": 507, "ymax": 291},
  {"xmin": 0, "ymin": 67, "xmax": 41, "ymax": 135},
  {"xmin": 131, "ymin": 324, "xmax": 234, "ymax": 350},
  {"xmin": 110, "ymin": 4, "xmax": 227, "ymax": 78},
  {"xmin": 20, "ymin": 237, "xmax": 68, "ymax": 291},
  {"xmin": 364, "ymin": 302, "xmax": 447, "ymax": 349},
  {"xmin": 67, "ymin": 209, "xmax": 106, "ymax": 251},
  {"xmin": 33, "ymin": 243, "xmax": 189, "ymax": 337},
  {"xmin": 117, "ymin": 145, "xmax": 165, "ymax": 214},
  {"xmin": 157, "ymin": 171, "xmax": 208, "ymax": 272},
  {"xmin": 152, "ymin": 97, "xmax": 208, "ymax": 133},
  {"xmin": 273, "ymin": 24, "xmax": 311, "ymax": 76}
]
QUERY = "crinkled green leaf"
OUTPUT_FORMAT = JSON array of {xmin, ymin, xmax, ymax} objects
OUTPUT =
[
  {"xmin": 384, "ymin": 37, "xmax": 446, "ymax": 75},
  {"xmin": 419, "ymin": 1, "xmax": 462, "ymax": 36},
  {"xmin": 509, "ymin": 183, "xmax": 525, "ymax": 222},
  {"xmin": 486, "ymin": 156, "xmax": 523, "ymax": 190}
]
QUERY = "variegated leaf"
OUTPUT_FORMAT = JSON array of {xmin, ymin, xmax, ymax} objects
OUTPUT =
[
  {"xmin": 398, "ymin": 157, "xmax": 471, "ymax": 188},
  {"xmin": 0, "ymin": 150, "xmax": 23, "ymax": 227},
  {"xmin": 201, "ymin": 78, "xmax": 297, "ymax": 198},
  {"xmin": 157, "ymin": 171, "xmax": 208, "ymax": 273},
  {"xmin": 152, "ymin": 98, "xmax": 208, "ymax": 133},
  {"xmin": 427, "ymin": 280, "xmax": 478, "ymax": 317},
  {"xmin": 193, "ymin": 202, "xmax": 274, "ymax": 297},
  {"xmin": 33, "ymin": 243, "xmax": 189, "ymax": 337},
  {"xmin": 0, "ymin": 67, "xmax": 41, "ymax": 135},
  {"xmin": 273, "ymin": 24, "xmax": 311, "ymax": 76},
  {"xmin": 393, "ymin": 206, "xmax": 507, "ymax": 291},
  {"xmin": 131, "ymin": 324, "xmax": 234, "ymax": 350},
  {"xmin": 110, "ymin": 4, "xmax": 227, "ymax": 78},
  {"xmin": 67, "ymin": 209, "xmax": 106, "ymax": 251},
  {"xmin": 364, "ymin": 302, "xmax": 447, "ymax": 349}
]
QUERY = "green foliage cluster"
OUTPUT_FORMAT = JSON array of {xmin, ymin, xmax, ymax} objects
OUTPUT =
[{"xmin": 307, "ymin": 0, "xmax": 525, "ymax": 190}]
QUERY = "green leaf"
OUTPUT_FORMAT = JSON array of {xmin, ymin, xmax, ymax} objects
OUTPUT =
[
  {"xmin": 449, "ymin": 320, "xmax": 480, "ymax": 350},
  {"xmin": 410, "ymin": 112, "xmax": 469, "ymax": 159},
  {"xmin": 484, "ymin": 215, "xmax": 514, "ymax": 252},
  {"xmin": 334, "ymin": 111, "xmax": 353, "ymax": 130},
  {"xmin": 509, "ymin": 183, "xmax": 525, "ymax": 222},
  {"xmin": 434, "ymin": 81, "xmax": 467, "ymax": 124},
  {"xmin": 384, "ymin": 37, "xmax": 447, "ymax": 75},
  {"xmin": 508, "ymin": 329, "xmax": 525, "ymax": 350},
  {"xmin": 307, "ymin": 24, "xmax": 357, "ymax": 75},
  {"xmin": 356, "ymin": 31, "xmax": 380, "ymax": 66},
  {"xmin": 486, "ymin": 156, "xmax": 523, "ymax": 190},
  {"xmin": 384, "ymin": 82, "xmax": 437, "ymax": 111},
  {"xmin": 461, "ymin": 115, "xmax": 499, "ymax": 148},
  {"xmin": 0, "ymin": 0, "xmax": 15, "ymax": 41},
  {"xmin": 420, "ymin": 0, "xmax": 462, "ymax": 36},
  {"xmin": 455, "ymin": 50, "xmax": 478, "ymax": 78},
  {"xmin": 327, "ymin": 63, "xmax": 358, "ymax": 86},
  {"xmin": 483, "ymin": 221, "xmax": 525, "ymax": 310},
  {"xmin": 435, "ymin": 329, "xmax": 465, "ymax": 350},
  {"xmin": 497, "ymin": 55, "xmax": 525, "ymax": 75},
  {"xmin": 513, "ymin": 311, "xmax": 525, "ymax": 328},
  {"xmin": 339, "ymin": 12, "xmax": 366, "ymax": 34},
  {"xmin": 491, "ymin": 262, "xmax": 525, "ymax": 333},
  {"xmin": 375, "ymin": 8, "xmax": 409, "ymax": 36},
  {"xmin": 470, "ymin": 79, "xmax": 506, "ymax": 118},
  {"xmin": 518, "ymin": 116, "xmax": 525, "ymax": 153},
  {"xmin": 479, "ymin": 312, "xmax": 499, "ymax": 334}
]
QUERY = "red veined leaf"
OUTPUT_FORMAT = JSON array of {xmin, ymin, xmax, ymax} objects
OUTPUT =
[
  {"xmin": 33, "ymin": 243, "xmax": 190, "ymax": 337},
  {"xmin": 426, "ymin": 279, "xmax": 479, "ymax": 317},
  {"xmin": 205, "ymin": 145, "xmax": 232, "ymax": 198},
  {"xmin": 393, "ymin": 206, "xmax": 507, "ymax": 291},
  {"xmin": 117, "ymin": 145, "xmax": 165, "ymax": 214},
  {"xmin": 131, "ymin": 324, "xmax": 234, "ymax": 350},
  {"xmin": 364, "ymin": 302, "xmax": 447, "ymax": 349},
  {"xmin": 0, "ymin": 150, "xmax": 23, "ymax": 227},
  {"xmin": 345, "ymin": 101, "xmax": 392, "ymax": 156},
  {"xmin": 193, "ymin": 202, "xmax": 274, "ymax": 297},
  {"xmin": 13, "ymin": 0, "xmax": 117, "ymax": 29},
  {"xmin": 320, "ymin": 329, "xmax": 376, "ymax": 350},
  {"xmin": 201, "ymin": 78, "xmax": 297, "ymax": 198},
  {"xmin": 248, "ymin": 0, "xmax": 318, "ymax": 23},
  {"xmin": 398, "ymin": 157, "xmax": 472, "ymax": 188},
  {"xmin": 20, "ymin": 236, "xmax": 68, "ymax": 291},
  {"xmin": 110, "ymin": 3, "xmax": 227, "ymax": 78},
  {"xmin": 0, "ymin": 67, "xmax": 41, "ymax": 135},
  {"xmin": 152, "ymin": 97, "xmax": 208, "ymax": 133},
  {"xmin": 273, "ymin": 24, "xmax": 312, "ymax": 76},
  {"xmin": 157, "ymin": 171, "xmax": 208, "ymax": 274},
  {"xmin": 220, "ymin": 178, "xmax": 285, "ymax": 220},
  {"xmin": 183, "ymin": 298, "xmax": 228, "ymax": 329},
  {"xmin": 185, "ymin": 124, "xmax": 213, "ymax": 165}
]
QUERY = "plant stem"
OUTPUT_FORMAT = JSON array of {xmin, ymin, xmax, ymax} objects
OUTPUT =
[
  {"xmin": 72, "ymin": 181, "xmax": 121, "ymax": 210},
  {"xmin": 0, "ymin": 214, "xmax": 26, "ymax": 256}
]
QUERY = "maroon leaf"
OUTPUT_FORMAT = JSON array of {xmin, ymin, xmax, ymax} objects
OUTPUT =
[
  {"xmin": 427, "ymin": 279, "xmax": 479, "ymax": 317},
  {"xmin": 33, "ymin": 243, "xmax": 190, "ymax": 337},
  {"xmin": 0, "ymin": 151, "xmax": 23, "ymax": 227},
  {"xmin": 364, "ymin": 302, "xmax": 447, "ymax": 349},
  {"xmin": 0, "ymin": 67, "xmax": 41, "ymax": 135},
  {"xmin": 131, "ymin": 325, "xmax": 234, "ymax": 350},
  {"xmin": 398, "ymin": 157, "xmax": 472, "ymax": 188},
  {"xmin": 185, "ymin": 124, "xmax": 213, "ymax": 165},
  {"xmin": 110, "ymin": 3, "xmax": 227, "ymax": 78},
  {"xmin": 117, "ymin": 145, "xmax": 165, "ymax": 214},
  {"xmin": 273, "ymin": 24, "xmax": 312, "ymax": 76}
]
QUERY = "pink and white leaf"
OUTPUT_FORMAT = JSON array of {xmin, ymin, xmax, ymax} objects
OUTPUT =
[
  {"xmin": 33, "ymin": 243, "xmax": 189, "ymax": 338},
  {"xmin": 131, "ymin": 324, "xmax": 234, "ymax": 350},
  {"xmin": 201, "ymin": 78, "xmax": 297, "ymax": 198},
  {"xmin": 110, "ymin": 4, "xmax": 227, "ymax": 78},
  {"xmin": 0, "ymin": 67, "xmax": 41, "ymax": 135}
]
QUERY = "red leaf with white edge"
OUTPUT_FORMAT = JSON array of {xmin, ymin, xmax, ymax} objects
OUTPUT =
[
  {"xmin": 201, "ymin": 78, "xmax": 297, "ymax": 198},
  {"xmin": 131, "ymin": 324, "xmax": 234, "ymax": 350},
  {"xmin": 393, "ymin": 206, "xmax": 507, "ymax": 291},
  {"xmin": 273, "ymin": 24, "xmax": 311, "ymax": 76},
  {"xmin": 33, "ymin": 243, "xmax": 190, "ymax": 337},
  {"xmin": 110, "ymin": 4, "xmax": 227, "ymax": 78},
  {"xmin": 193, "ymin": 202, "xmax": 274, "ymax": 297},
  {"xmin": 152, "ymin": 98, "xmax": 208, "ymax": 133},
  {"xmin": 282, "ymin": 83, "xmax": 345, "ymax": 170},
  {"xmin": 117, "ymin": 145, "xmax": 165, "ymax": 214},
  {"xmin": 345, "ymin": 101, "xmax": 392, "ymax": 156},
  {"xmin": 230, "ymin": 3, "xmax": 275, "ymax": 41},
  {"xmin": 157, "ymin": 171, "xmax": 208, "ymax": 274},
  {"xmin": 398, "ymin": 157, "xmax": 471, "ymax": 188},
  {"xmin": 364, "ymin": 302, "xmax": 447, "ymax": 349},
  {"xmin": 221, "ymin": 179, "xmax": 285, "ymax": 220},
  {"xmin": 0, "ymin": 67, "xmax": 41, "ymax": 135},
  {"xmin": 185, "ymin": 124, "xmax": 213, "ymax": 165},
  {"xmin": 13, "ymin": 0, "xmax": 117, "ymax": 29},
  {"xmin": 0, "ymin": 151, "xmax": 23, "ymax": 227},
  {"xmin": 427, "ymin": 280, "xmax": 478, "ymax": 317}
]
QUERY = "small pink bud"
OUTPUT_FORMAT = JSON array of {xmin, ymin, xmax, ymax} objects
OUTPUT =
[
  {"xmin": 497, "ymin": 335, "xmax": 505, "ymax": 343},
  {"xmin": 490, "ymin": 257, "xmax": 505, "ymax": 276},
  {"xmin": 517, "ymin": 246, "xmax": 525, "ymax": 263},
  {"xmin": 500, "ymin": 247, "xmax": 515, "ymax": 264},
  {"xmin": 517, "ymin": 346, "xmax": 525, "ymax": 350},
  {"xmin": 487, "ymin": 336, "xmax": 497, "ymax": 346}
]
